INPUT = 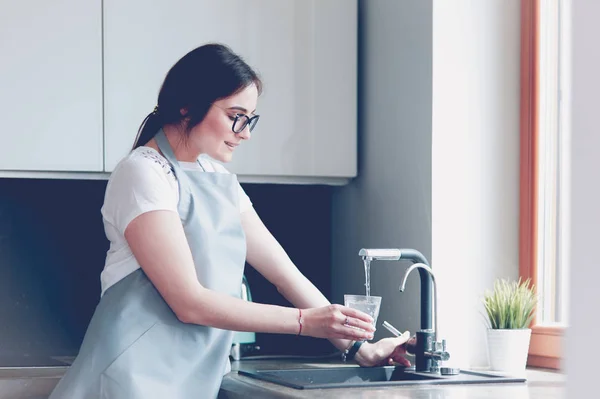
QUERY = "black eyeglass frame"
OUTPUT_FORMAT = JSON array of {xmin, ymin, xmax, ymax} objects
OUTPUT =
[{"xmin": 232, "ymin": 113, "xmax": 260, "ymax": 134}]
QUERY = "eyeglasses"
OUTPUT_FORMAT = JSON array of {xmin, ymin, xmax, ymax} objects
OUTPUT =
[
  {"xmin": 214, "ymin": 104, "xmax": 260, "ymax": 134},
  {"xmin": 231, "ymin": 113, "xmax": 260, "ymax": 133}
]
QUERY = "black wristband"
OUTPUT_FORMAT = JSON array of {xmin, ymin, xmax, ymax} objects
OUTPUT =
[{"xmin": 344, "ymin": 340, "xmax": 365, "ymax": 362}]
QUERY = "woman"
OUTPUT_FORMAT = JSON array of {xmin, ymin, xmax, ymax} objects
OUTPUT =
[{"xmin": 49, "ymin": 43, "xmax": 411, "ymax": 399}]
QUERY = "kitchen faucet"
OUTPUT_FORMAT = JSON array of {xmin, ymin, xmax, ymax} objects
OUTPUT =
[{"xmin": 358, "ymin": 248, "xmax": 450, "ymax": 374}]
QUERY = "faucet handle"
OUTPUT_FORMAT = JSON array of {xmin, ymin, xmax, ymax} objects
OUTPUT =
[{"xmin": 433, "ymin": 339, "xmax": 447, "ymax": 352}]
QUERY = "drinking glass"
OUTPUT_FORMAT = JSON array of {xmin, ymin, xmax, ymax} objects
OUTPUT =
[{"xmin": 344, "ymin": 294, "xmax": 382, "ymax": 331}]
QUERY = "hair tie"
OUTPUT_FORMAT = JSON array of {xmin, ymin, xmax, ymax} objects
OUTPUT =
[{"xmin": 152, "ymin": 105, "xmax": 159, "ymax": 115}]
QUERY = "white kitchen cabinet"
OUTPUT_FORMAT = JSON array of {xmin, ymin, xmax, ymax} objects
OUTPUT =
[
  {"xmin": 0, "ymin": 0, "xmax": 103, "ymax": 172},
  {"xmin": 103, "ymin": 0, "xmax": 357, "ymax": 184}
]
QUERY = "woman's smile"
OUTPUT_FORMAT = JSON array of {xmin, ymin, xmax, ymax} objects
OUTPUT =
[{"xmin": 225, "ymin": 141, "xmax": 239, "ymax": 151}]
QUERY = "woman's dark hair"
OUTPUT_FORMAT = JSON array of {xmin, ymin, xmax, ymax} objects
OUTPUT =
[{"xmin": 132, "ymin": 43, "xmax": 262, "ymax": 149}]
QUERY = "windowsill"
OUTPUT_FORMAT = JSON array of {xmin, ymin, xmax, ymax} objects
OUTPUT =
[
  {"xmin": 528, "ymin": 325, "xmax": 564, "ymax": 369},
  {"xmin": 467, "ymin": 366, "xmax": 565, "ymax": 385},
  {"xmin": 525, "ymin": 367, "xmax": 567, "ymax": 383}
]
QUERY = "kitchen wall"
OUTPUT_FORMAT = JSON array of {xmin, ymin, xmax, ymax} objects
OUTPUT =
[
  {"xmin": 431, "ymin": 0, "xmax": 521, "ymax": 368},
  {"xmin": 332, "ymin": 0, "xmax": 434, "ymax": 340},
  {"xmin": 332, "ymin": 0, "xmax": 521, "ymax": 369},
  {"xmin": 0, "ymin": 178, "xmax": 334, "ymax": 364}
]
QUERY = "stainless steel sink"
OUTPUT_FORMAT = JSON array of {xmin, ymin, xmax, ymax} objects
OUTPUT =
[{"xmin": 238, "ymin": 366, "xmax": 526, "ymax": 389}]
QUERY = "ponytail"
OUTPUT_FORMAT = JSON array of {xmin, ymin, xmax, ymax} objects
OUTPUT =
[{"xmin": 131, "ymin": 107, "xmax": 162, "ymax": 150}]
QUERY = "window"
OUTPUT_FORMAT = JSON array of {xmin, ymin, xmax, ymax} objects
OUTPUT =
[{"xmin": 519, "ymin": 0, "xmax": 568, "ymax": 370}]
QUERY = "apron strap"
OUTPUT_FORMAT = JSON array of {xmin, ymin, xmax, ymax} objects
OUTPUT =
[{"xmin": 154, "ymin": 129, "xmax": 193, "ymax": 213}]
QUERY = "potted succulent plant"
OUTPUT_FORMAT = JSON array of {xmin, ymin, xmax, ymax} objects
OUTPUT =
[{"xmin": 483, "ymin": 278, "xmax": 536, "ymax": 375}]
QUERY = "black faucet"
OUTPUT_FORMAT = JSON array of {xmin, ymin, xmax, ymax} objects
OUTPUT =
[
  {"xmin": 359, "ymin": 248, "xmax": 449, "ymax": 373},
  {"xmin": 399, "ymin": 261, "xmax": 450, "ymax": 372}
]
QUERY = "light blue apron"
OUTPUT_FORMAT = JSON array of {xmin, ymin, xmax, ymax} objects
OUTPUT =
[{"xmin": 49, "ymin": 130, "xmax": 247, "ymax": 399}]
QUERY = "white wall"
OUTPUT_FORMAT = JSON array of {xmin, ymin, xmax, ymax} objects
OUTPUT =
[
  {"xmin": 431, "ymin": 0, "xmax": 521, "ymax": 368},
  {"xmin": 566, "ymin": 0, "xmax": 600, "ymax": 396},
  {"xmin": 332, "ymin": 0, "xmax": 433, "ymax": 337}
]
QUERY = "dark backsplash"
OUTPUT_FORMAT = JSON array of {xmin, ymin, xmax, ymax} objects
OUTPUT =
[
  {"xmin": 0, "ymin": 178, "xmax": 109, "ymax": 361},
  {"xmin": 0, "ymin": 178, "xmax": 333, "ymax": 364},
  {"xmin": 243, "ymin": 184, "xmax": 333, "ymax": 356}
]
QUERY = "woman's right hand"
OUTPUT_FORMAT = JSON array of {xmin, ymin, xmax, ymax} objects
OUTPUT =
[{"xmin": 300, "ymin": 304, "xmax": 375, "ymax": 341}]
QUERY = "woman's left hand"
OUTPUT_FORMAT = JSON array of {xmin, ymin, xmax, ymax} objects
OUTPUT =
[{"xmin": 354, "ymin": 331, "xmax": 412, "ymax": 367}]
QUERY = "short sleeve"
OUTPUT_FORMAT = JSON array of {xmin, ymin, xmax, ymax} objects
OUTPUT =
[
  {"xmin": 237, "ymin": 183, "xmax": 253, "ymax": 214},
  {"xmin": 101, "ymin": 154, "xmax": 178, "ymax": 235}
]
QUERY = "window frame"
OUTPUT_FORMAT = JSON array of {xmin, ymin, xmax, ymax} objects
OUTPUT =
[{"xmin": 519, "ymin": 0, "xmax": 564, "ymax": 370}]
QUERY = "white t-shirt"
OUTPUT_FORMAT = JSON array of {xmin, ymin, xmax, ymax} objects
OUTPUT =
[{"xmin": 99, "ymin": 146, "xmax": 252, "ymax": 296}]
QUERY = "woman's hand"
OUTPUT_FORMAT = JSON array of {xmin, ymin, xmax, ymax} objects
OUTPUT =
[
  {"xmin": 300, "ymin": 305, "xmax": 376, "ymax": 341},
  {"xmin": 354, "ymin": 331, "xmax": 412, "ymax": 367}
]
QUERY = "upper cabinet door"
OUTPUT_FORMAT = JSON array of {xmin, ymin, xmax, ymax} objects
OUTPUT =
[
  {"xmin": 0, "ymin": 0, "xmax": 103, "ymax": 172},
  {"xmin": 103, "ymin": 0, "xmax": 357, "ymax": 180}
]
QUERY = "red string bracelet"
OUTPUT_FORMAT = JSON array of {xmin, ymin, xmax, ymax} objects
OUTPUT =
[{"xmin": 297, "ymin": 309, "xmax": 303, "ymax": 335}]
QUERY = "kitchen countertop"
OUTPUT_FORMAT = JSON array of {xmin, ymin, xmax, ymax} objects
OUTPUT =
[
  {"xmin": 220, "ymin": 358, "xmax": 566, "ymax": 399},
  {"xmin": 0, "ymin": 366, "xmax": 66, "ymax": 399},
  {"xmin": 0, "ymin": 358, "xmax": 565, "ymax": 399}
]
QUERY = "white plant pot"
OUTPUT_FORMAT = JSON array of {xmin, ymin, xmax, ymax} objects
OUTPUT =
[{"xmin": 487, "ymin": 328, "xmax": 532, "ymax": 375}]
